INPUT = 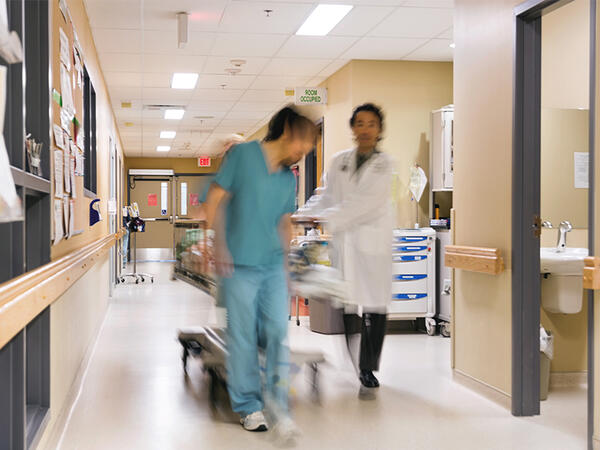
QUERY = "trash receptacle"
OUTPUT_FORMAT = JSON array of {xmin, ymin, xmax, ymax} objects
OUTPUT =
[
  {"xmin": 540, "ymin": 326, "xmax": 554, "ymax": 401},
  {"xmin": 309, "ymin": 298, "xmax": 345, "ymax": 334}
]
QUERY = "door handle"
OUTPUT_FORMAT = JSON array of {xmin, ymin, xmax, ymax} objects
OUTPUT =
[{"xmin": 532, "ymin": 215, "xmax": 542, "ymax": 239}]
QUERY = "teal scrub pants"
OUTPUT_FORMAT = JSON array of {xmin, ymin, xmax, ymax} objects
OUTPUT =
[{"xmin": 222, "ymin": 264, "xmax": 289, "ymax": 417}]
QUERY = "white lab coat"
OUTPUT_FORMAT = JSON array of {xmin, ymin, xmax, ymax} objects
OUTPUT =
[{"xmin": 298, "ymin": 149, "xmax": 393, "ymax": 310}]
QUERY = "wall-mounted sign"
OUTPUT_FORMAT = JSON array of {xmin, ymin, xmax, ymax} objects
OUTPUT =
[
  {"xmin": 295, "ymin": 87, "xmax": 327, "ymax": 106},
  {"xmin": 198, "ymin": 157, "xmax": 211, "ymax": 167},
  {"xmin": 147, "ymin": 193, "xmax": 157, "ymax": 206}
]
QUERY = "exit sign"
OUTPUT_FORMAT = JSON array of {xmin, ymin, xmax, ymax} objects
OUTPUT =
[{"xmin": 198, "ymin": 157, "xmax": 211, "ymax": 167}]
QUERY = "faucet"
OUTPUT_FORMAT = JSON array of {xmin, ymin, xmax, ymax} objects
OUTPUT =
[{"xmin": 556, "ymin": 221, "xmax": 573, "ymax": 252}]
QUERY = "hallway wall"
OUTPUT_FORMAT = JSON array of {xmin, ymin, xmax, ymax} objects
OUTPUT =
[{"xmin": 36, "ymin": 256, "xmax": 109, "ymax": 449}]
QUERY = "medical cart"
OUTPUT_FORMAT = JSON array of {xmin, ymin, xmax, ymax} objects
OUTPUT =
[{"xmin": 389, "ymin": 228, "xmax": 437, "ymax": 335}]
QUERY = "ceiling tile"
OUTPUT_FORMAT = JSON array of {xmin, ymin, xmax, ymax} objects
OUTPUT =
[
  {"xmin": 261, "ymin": 58, "xmax": 331, "ymax": 76},
  {"xmin": 211, "ymin": 34, "xmax": 288, "ymax": 57},
  {"xmin": 142, "ymin": 87, "xmax": 198, "ymax": 102},
  {"xmin": 142, "ymin": 54, "xmax": 207, "ymax": 73},
  {"xmin": 104, "ymin": 72, "xmax": 171, "ymax": 88},
  {"xmin": 402, "ymin": 0, "xmax": 454, "ymax": 7},
  {"xmin": 225, "ymin": 110, "xmax": 269, "ymax": 120},
  {"xmin": 140, "ymin": 0, "xmax": 227, "ymax": 32},
  {"xmin": 437, "ymin": 26, "xmax": 453, "ymax": 39},
  {"xmin": 330, "ymin": 6, "xmax": 395, "ymax": 37},
  {"xmin": 93, "ymin": 29, "xmax": 142, "ymax": 53},
  {"xmin": 239, "ymin": 89, "xmax": 288, "ymax": 103},
  {"xmin": 403, "ymin": 38, "xmax": 453, "ymax": 61},
  {"xmin": 276, "ymin": 36, "xmax": 357, "ymax": 59},
  {"xmin": 195, "ymin": 74, "xmax": 255, "ymax": 90},
  {"xmin": 233, "ymin": 101, "xmax": 286, "ymax": 112},
  {"xmin": 218, "ymin": 2, "xmax": 313, "ymax": 34},
  {"xmin": 142, "ymin": 31, "xmax": 216, "ymax": 55},
  {"xmin": 342, "ymin": 37, "xmax": 426, "ymax": 59},
  {"xmin": 86, "ymin": 1, "xmax": 140, "ymax": 29},
  {"xmin": 192, "ymin": 88, "xmax": 245, "ymax": 102},
  {"xmin": 369, "ymin": 7, "xmax": 453, "ymax": 38},
  {"xmin": 98, "ymin": 53, "xmax": 142, "ymax": 72},
  {"xmin": 203, "ymin": 56, "xmax": 270, "ymax": 75},
  {"xmin": 249, "ymin": 75, "xmax": 310, "ymax": 91},
  {"xmin": 187, "ymin": 100, "xmax": 236, "ymax": 112},
  {"xmin": 318, "ymin": 59, "xmax": 349, "ymax": 78}
]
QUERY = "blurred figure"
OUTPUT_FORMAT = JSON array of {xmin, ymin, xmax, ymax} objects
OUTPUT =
[
  {"xmin": 204, "ymin": 106, "xmax": 315, "ymax": 437},
  {"xmin": 295, "ymin": 103, "xmax": 393, "ymax": 394}
]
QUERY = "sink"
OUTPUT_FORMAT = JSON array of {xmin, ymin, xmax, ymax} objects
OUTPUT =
[
  {"xmin": 540, "ymin": 247, "xmax": 588, "ymax": 314},
  {"xmin": 540, "ymin": 247, "xmax": 588, "ymax": 275}
]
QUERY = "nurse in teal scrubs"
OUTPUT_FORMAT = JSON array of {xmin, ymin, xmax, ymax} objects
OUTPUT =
[{"xmin": 204, "ymin": 107, "xmax": 315, "ymax": 438}]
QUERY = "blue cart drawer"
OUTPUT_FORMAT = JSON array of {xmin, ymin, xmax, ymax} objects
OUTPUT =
[
  {"xmin": 393, "ymin": 274, "xmax": 427, "ymax": 281},
  {"xmin": 392, "ymin": 293, "xmax": 428, "ymax": 301},
  {"xmin": 394, "ymin": 236, "xmax": 427, "ymax": 243},
  {"xmin": 394, "ymin": 245, "xmax": 428, "ymax": 253}
]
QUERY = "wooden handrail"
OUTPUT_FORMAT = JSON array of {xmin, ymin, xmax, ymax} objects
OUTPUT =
[
  {"xmin": 0, "ymin": 229, "xmax": 125, "ymax": 350},
  {"xmin": 584, "ymin": 257, "xmax": 600, "ymax": 290},
  {"xmin": 445, "ymin": 245, "xmax": 505, "ymax": 275}
]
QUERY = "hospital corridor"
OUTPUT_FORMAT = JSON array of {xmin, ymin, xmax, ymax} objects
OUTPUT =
[{"xmin": 0, "ymin": 0, "xmax": 599, "ymax": 449}]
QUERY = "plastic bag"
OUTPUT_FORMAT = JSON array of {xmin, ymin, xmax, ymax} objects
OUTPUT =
[{"xmin": 540, "ymin": 326, "xmax": 554, "ymax": 360}]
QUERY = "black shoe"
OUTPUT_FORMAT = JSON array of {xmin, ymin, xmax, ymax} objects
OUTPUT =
[{"xmin": 359, "ymin": 370, "xmax": 380, "ymax": 388}]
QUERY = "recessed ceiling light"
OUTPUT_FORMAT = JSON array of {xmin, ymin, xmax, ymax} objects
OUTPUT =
[
  {"xmin": 449, "ymin": 43, "xmax": 456, "ymax": 49},
  {"xmin": 165, "ymin": 109, "xmax": 185, "ymax": 120},
  {"xmin": 160, "ymin": 131, "xmax": 177, "ymax": 139},
  {"xmin": 171, "ymin": 73, "xmax": 199, "ymax": 89},
  {"xmin": 296, "ymin": 4, "xmax": 353, "ymax": 36},
  {"xmin": 156, "ymin": 146, "xmax": 171, "ymax": 152}
]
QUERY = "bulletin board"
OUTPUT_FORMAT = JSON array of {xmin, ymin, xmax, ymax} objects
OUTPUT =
[{"xmin": 50, "ymin": 0, "xmax": 87, "ymax": 247}]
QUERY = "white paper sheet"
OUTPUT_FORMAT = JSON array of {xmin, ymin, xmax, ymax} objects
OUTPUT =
[
  {"xmin": 70, "ymin": 153, "xmax": 76, "ymax": 198},
  {"xmin": 60, "ymin": 64, "xmax": 75, "ymax": 118},
  {"xmin": 54, "ymin": 150, "xmax": 63, "ymax": 198},
  {"xmin": 53, "ymin": 123, "xmax": 65, "ymax": 149},
  {"xmin": 0, "ymin": 65, "xmax": 22, "ymax": 222},
  {"xmin": 63, "ymin": 195, "xmax": 69, "ymax": 237},
  {"xmin": 161, "ymin": 182, "xmax": 168, "ymax": 216},
  {"xmin": 59, "ymin": 28, "xmax": 71, "ymax": 70},
  {"xmin": 574, "ymin": 152, "xmax": 589, "ymax": 189},
  {"xmin": 58, "ymin": 0, "xmax": 69, "ymax": 22},
  {"xmin": 69, "ymin": 199, "xmax": 75, "ymax": 238},
  {"xmin": 54, "ymin": 199, "xmax": 63, "ymax": 244},
  {"xmin": 60, "ymin": 107, "xmax": 72, "ymax": 132},
  {"xmin": 75, "ymin": 147, "xmax": 84, "ymax": 176},
  {"xmin": 63, "ymin": 148, "xmax": 70, "ymax": 194}
]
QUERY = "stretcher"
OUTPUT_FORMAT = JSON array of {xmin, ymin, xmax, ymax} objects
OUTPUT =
[{"xmin": 177, "ymin": 327, "xmax": 325, "ymax": 406}]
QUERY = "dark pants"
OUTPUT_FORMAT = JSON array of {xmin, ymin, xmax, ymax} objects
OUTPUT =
[{"xmin": 343, "ymin": 312, "xmax": 387, "ymax": 371}]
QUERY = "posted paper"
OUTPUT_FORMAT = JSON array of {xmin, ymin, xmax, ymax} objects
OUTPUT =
[
  {"xmin": 63, "ymin": 148, "xmax": 70, "ymax": 194},
  {"xmin": 53, "ymin": 199, "xmax": 63, "ymax": 244},
  {"xmin": 574, "ymin": 152, "xmax": 589, "ymax": 189},
  {"xmin": 53, "ymin": 124, "xmax": 65, "ymax": 149},
  {"xmin": 69, "ymin": 199, "xmax": 75, "ymax": 238},
  {"xmin": 54, "ymin": 149, "xmax": 64, "ymax": 198},
  {"xmin": 70, "ymin": 154, "xmax": 76, "ymax": 198},
  {"xmin": 63, "ymin": 195, "xmax": 69, "ymax": 237},
  {"xmin": 59, "ymin": 27, "xmax": 70, "ymax": 70},
  {"xmin": 60, "ymin": 64, "xmax": 75, "ymax": 117}
]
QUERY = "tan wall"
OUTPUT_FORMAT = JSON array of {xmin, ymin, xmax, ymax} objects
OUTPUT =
[
  {"xmin": 453, "ymin": 0, "xmax": 518, "ymax": 396},
  {"xmin": 541, "ymin": 108, "xmax": 589, "ymax": 228},
  {"xmin": 124, "ymin": 157, "xmax": 221, "ymax": 174},
  {"xmin": 594, "ymin": 2, "xmax": 600, "ymax": 443},
  {"xmin": 50, "ymin": 0, "xmax": 125, "ymax": 260},
  {"xmin": 36, "ymin": 256, "xmax": 109, "ymax": 449},
  {"xmin": 542, "ymin": 0, "xmax": 590, "ymax": 110}
]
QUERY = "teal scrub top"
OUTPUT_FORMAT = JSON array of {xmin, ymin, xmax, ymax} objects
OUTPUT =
[{"xmin": 214, "ymin": 140, "xmax": 296, "ymax": 267}]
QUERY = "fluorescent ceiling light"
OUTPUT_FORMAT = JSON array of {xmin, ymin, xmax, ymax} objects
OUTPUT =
[
  {"xmin": 296, "ymin": 4, "xmax": 353, "ymax": 36},
  {"xmin": 164, "ymin": 109, "xmax": 185, "ymax": 120},
  {"xmin": 156, "ymin": 146, "xmax": 171, "ymax": 152},
  {"xmin": 449, "ymin": 43, "xmax": 456, "ymax": 49},
  {"xmin": 171, "ymin": 73, "xmax": 199, "ymax": 89},
  {"xmin": 160, "ymin": 131, "xmax": 176, "ymax": 139}
]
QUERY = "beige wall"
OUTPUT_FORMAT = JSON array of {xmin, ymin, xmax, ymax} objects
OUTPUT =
[
  {"xmin": 594, "ymin": 2, "xmax": 600, "ymax": 443},
  {"xmin": 454, "ymin": 0, "xmax": 517, "ymax": 396},
  {"xmin": 36, "ymin": 256, "xmax": 109, "ymax": 449},
  {"xmin": 125, "ymin": 157, "xmax": 221, "ymax": 174},
  {"xmin": 542, "ymin": 0, "xmax": 590, "ymax": 110},
  {"xmin": 541, "ymin": 108, "xmax": 589, "ymax": 228}
]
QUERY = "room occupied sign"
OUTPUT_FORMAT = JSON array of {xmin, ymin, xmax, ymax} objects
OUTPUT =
[
  {"xmin": 198, "ymin": 157, "xmax": 211, "ymax": 167},
  {"xmin": 295, "ymin": 87, "xmax": 327, "ymax": 105}
]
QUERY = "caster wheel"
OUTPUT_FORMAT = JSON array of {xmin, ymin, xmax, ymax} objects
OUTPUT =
[
  {"xmin": 135, "ymin": 279, "xmax": 139, "ymax": 284},
  {"xmin": 425, "ymin": 318, "xmax": 437, "ymax": 336},
  {"xmin": 151, "ymin": 278, "xmax": 154, "ymax": 283},
  {"xmin": 440, "ymin": 323, "xmax": 451, "ymax": 338},
  {"xmin": 141, "ymin": 277, "xmax": 145, "ymax": 282}
]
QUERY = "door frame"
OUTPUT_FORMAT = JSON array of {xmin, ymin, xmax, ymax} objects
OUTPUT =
[{"xmin": 512, "ymin": 1, "xmax": 596, "ymax": 447}]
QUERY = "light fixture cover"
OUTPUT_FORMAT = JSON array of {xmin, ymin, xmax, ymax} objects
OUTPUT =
[
  {"xmin": 296, "ymin": 4, "xmax": 353, "ymax": 36},
  {"xmin": 160, "ymin": 131, "xmax": 177, "ymax": 139},
  {"xmin": 156, "ymin": 145, "xmax": 171, "ymax": 152},
  {"xmin": 164, "ymin": 109, "xmax": 185, "ymax": 120},
  {"xmin": 171, "ymin": 73, "xmax": 199, "ymax": 89}
]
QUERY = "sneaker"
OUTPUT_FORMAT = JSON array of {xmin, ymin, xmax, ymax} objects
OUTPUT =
[
  {"xmin": 240, "ymin": 411, "xmax": 268, "ymax": 432},
  {"xmin": 273, "ymin": 417, "xmax": 300, "ymax": 445},
  {"xmin": 359, "ymin": 370, "xmax": 380, "ymax": 388}
]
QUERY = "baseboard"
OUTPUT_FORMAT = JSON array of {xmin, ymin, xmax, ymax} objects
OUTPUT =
[
  {"xmin": 453, "ymin": 369, "xmax": 511, "ymax": 410},
  {"xmin": 34, "ymin": 305, "xmax": 110, "ymax": 450},
  {"xmin": 549, "ymin": 371, "xmax": 588, "ymax": 388}
]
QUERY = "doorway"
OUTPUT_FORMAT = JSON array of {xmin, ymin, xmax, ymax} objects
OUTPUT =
[
  {"xmin": 304, "ymin": 119, "xmax": 324, "ymax": 202},
  {"xmin": 512, "ymin": 1, "xmax": 595, "ymax": 448}
]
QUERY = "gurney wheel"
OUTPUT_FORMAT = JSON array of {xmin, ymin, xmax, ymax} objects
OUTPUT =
[
  {"xmin": 425, "ymin": 318, "xmax": 437, "ymax": 336},
  {"xmin": 440, "ymin": 322, "xmax": 451, "ymax": 338},
  {"xmin": 135, "ymin": 279, "xmax": 139, "ymax": 284},
  {"xmin": 182, "ymin": 347, "xmax": 189, "ymax": 373},
  {"xmin": 309, "ymin": 362, "xmax": 321, "ymax": 404}
]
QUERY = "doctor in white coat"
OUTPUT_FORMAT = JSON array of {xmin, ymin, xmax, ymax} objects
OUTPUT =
[{"xmin": 296, "ymin": 103, "xmax": 393, "ymax": 390}]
